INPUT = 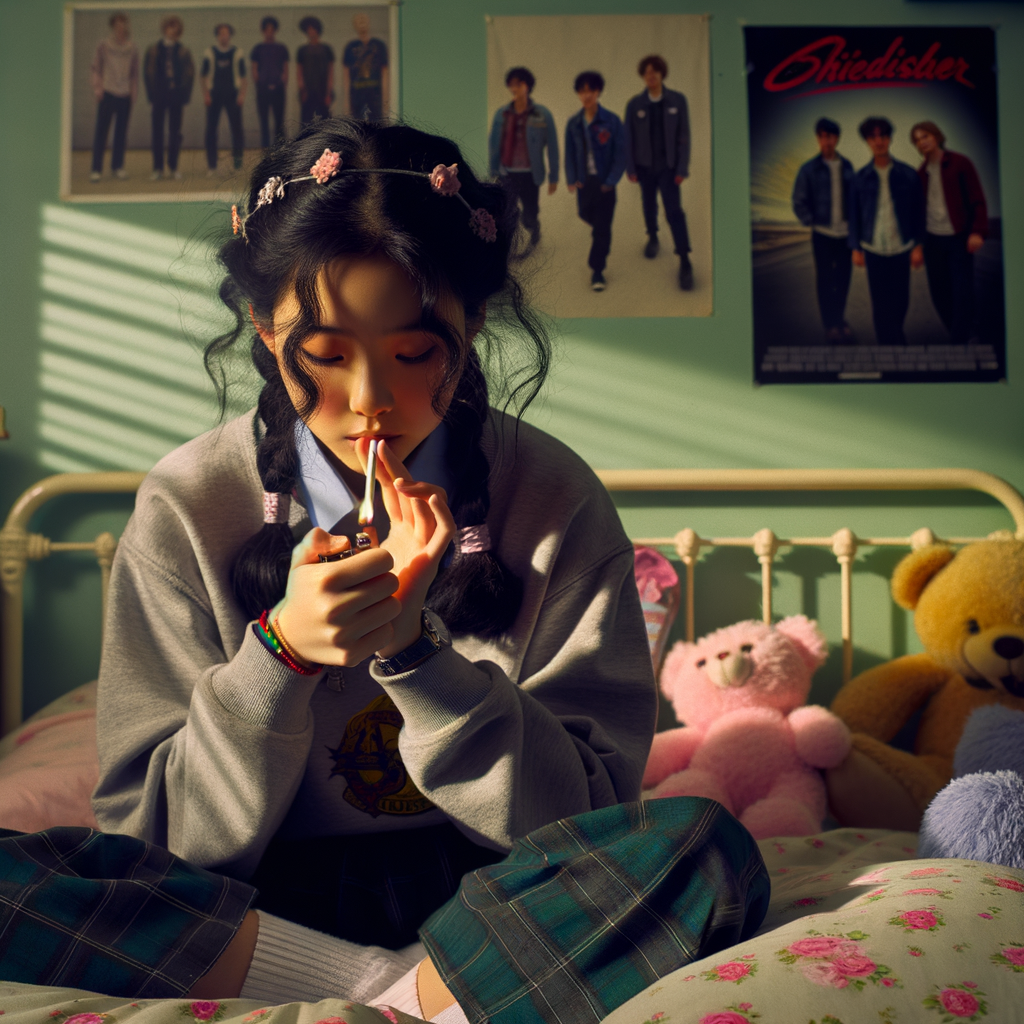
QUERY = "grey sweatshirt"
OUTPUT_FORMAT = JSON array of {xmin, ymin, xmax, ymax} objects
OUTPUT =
[{"xmin": 93, "ymin": 411, "xmax": 657, "ymax": 878}]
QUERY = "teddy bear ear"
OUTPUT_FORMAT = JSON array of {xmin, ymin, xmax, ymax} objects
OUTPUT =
[
  {"xmin": 891, "ymin": 544, "xmax": 955, "ymax": 610},
  {"xmin": 775, "ymin": 614, "xmax": 829, "ymax": 670}
]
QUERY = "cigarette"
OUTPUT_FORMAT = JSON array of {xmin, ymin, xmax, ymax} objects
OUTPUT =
[{"xmin": 358, "ymin": 439, "xmax": 378, "ymax": 526}]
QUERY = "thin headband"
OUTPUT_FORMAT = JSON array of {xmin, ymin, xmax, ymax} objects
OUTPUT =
[{"xmin": 231, "ymin": 149, "xmax": 497, "ymax": 243}]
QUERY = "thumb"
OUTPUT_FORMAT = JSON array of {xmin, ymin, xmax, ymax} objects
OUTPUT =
[{"xmin": 291, "ymin": 527, "xmax": 350, "ymax": 568}]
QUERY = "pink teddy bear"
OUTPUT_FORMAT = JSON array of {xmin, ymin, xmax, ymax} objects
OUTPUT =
[{"xmin": 643, "ymin": 615, "xmax": 851, "ymax": 839}]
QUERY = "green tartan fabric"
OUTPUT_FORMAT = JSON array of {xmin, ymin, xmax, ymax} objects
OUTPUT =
[
  {"xmin": 0, "ymin": 828, "xmax": 255, "ymax": 998},
  {"xmin": 419, "ymin": 798, "xmax": 770, "ymax": 1024}
]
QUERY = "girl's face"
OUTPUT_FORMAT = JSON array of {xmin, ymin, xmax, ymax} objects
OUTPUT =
[{"xmin": 260, "ymin": 255, "xmax": 466, "ymax": 480}]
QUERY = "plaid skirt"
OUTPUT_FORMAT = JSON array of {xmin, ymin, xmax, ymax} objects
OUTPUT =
[{"xmin": 0, "ymin": 799, "xmax": 769, "ymax": 1021}]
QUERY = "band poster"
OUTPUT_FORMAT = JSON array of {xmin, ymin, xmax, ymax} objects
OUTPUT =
[
  {"xmin": 62, "ymin": 1, "xmax": 397, "ymax": 202},
  {"xmin": 745, "ymin": 26, "xmax": 1004, "ymax": 384}
]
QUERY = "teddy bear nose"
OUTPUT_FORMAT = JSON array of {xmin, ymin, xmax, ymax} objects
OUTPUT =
[
  {"xmin": 717, "ymin": 651, "xmax": 729, "ymax": 660},
  {"xmin": 993, "ymin": 636, "xmax": 1024, "ymax": 661}
]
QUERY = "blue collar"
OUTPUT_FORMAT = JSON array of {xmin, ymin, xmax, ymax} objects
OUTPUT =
[{"xmin": 293, "ymin": 419, "xmax": 454, "ymax": 535}]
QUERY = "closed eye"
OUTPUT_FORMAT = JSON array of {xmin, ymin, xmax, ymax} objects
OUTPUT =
[
  {"xmin": 397, "ymin": 346, "xmax": 436, "ymax": 365},
  {"xmin": 303, "ymin": 350, "xmax": 343, "ymax": 365}
]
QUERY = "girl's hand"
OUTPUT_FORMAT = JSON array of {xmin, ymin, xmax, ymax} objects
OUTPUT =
[
  {"xmin": 364, "ymin": 439, "xmax": 456, "ymax": 658},
  {"xmin": 272, "ymin": 528, "xmax": 402, "ymax": 667}
]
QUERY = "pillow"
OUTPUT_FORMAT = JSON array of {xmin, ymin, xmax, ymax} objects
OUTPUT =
[
  {"xmin": 606, "ymin": 829, "xmax": 1024, "ymax": 1024},
  {"xmin": 0, "ymin": 682, "xmax": 99, "ymax": 832}
]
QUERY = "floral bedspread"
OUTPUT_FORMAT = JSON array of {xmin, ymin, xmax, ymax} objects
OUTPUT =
[
  {"xmin": 607, "ymin": 828, "xmax": 1024, "ymax": 1024},
  {"xmin": 0, "ymin": 990, "xmax": 425, "ymax": 1024}
]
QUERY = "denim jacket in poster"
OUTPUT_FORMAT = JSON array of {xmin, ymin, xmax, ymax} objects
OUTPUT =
[
  {"xmin": 848, "ymin": 158, "xmax": 925, "ymax": 251},
  {"xmin": 488, "ymin": 102, "xmax": 560, "ymax": 187},
  {"xmin": 792, "ymin": 152, "xmax": 855, "ymax": 227},
  {"xmin": 564, "ymin": 105, "xmax": 627, "ymax": 189}
]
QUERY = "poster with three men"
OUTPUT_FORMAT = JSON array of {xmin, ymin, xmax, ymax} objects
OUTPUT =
[{"xmin": 745, "ymin": 26, "xmax": 1004, "ymax": 384}]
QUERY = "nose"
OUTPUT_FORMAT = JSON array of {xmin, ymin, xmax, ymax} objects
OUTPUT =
[
  {"xmin": 994, "ymin": 636, "xmax": 1024, "ymax": 661},
  {"xmin": 349, "ymin": 361, "xmax": 393, "ymax": 418}
]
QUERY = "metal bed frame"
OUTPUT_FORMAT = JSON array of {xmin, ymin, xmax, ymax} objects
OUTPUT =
[{"xmin": 2, "ymin": 468, "xmax": 1023, "ymax": 737}]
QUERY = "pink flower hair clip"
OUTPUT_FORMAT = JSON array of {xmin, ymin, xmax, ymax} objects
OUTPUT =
[
  {"xmin": 231, "ymin": 152, "xmax": 498, "ymax": 243},
  {"xmin": 309, "ymin": 148, "xmax": 342, "ymax": 184},
  {"xmin": 427, "ymin": 163, "xmax": 498, "ymax": 242}
]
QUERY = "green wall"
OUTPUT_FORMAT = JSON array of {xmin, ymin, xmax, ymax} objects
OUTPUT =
[{"xmin": 1, "ymin": 0, "xmax": 1022, "ymax": 717}]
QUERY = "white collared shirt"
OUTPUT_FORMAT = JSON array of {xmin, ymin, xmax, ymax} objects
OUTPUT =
[{"xmin": 294, "ymin": 419, "xmax": 454, "ymax": 537}]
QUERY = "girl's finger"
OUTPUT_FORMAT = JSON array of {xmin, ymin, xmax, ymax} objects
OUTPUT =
[
  {"xmin": 425, "ymin": 493, "xmax": 457, "ymax": 560},
  {"xmin": 410, "ymin": 495, "xmax": 437, "ymax": 545},
  {"xmin": 378, "ymin": 464, "xmax": 404, "ymax": 527},
  {"xmin": 390, "ymin": 476, "xmax": 419, "ymax": 527},
  {"xmin": 394, "ymin": 479, "xmax": 449, "ymax": 502},
  {"xmin": 292, "ymin": 528, "xmax": 350, "ymax": 568},
  {"xmin": 376, "ymin": 439, "xmax": 411, "ymax": 484}
]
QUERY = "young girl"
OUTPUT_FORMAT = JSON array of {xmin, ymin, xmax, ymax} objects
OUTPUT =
[{"xmin": 92, "ymin": 118, "xmax": 660, "ymax": 950}]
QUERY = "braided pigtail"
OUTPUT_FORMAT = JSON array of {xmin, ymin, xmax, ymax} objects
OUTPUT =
[
  {"xmin": 231, "ymin": 339, "xmax": 301, "ymax": 621},
  {"xmin": 427, "ymin": 351, "xmax": 523, "ymax": 636}
]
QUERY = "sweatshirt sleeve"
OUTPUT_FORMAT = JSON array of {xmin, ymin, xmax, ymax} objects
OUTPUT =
[
  {"xmin": 372, "ymin": 537, "xmax": 657, "ymax": 852},
  {"xmin": 92, "ymin": 502, "xmax": 321, "ymax": 879}
]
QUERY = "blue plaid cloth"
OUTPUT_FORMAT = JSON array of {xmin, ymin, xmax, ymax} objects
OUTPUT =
[
  {"xmin": 419, "ymin": 798, "xmax": 770, "ymax": 1024},
  {"xmin": 0, "ymin": 827, "xmax": 255, "ymax": 998}
]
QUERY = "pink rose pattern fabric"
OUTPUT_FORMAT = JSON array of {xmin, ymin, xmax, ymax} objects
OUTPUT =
[{"xmin": 599, "ymin": 829, "xmax": 1024, "ymax": 1024}]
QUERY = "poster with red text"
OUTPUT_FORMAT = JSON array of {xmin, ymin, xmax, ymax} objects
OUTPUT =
[{"xmin": 745, "ymin": 26, "xmax": 1003, "ymax": 384}]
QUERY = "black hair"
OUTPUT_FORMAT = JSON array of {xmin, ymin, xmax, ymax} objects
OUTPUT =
[
  {"xmin": 505, "ymin": 66, "xmax": 535, "ymax": 93},
  {"xmin": 207, "ymin": 118, "xmax": 550, "ymax": 637},
  {"xmin": 574, "ymin": 70, "xmax": 604, "ymax": 93},
  {"xmin": 815, "ymin": 117, "xmax": 840, "ymax": 136},
  {"xmin": 299, "ymin": 16, "xmax": 323, "ymax": 35},
  {"xmin": 859, "ymin": 116, "xmax": 893, "ymax": 140},
  {"xmin": 261, "ymin": 15, "xmax": 279, "ymax": 31},
  {"xmin": 214, "ymin": 22, "xmax": 234, "ymax": 37},
  {"xmin": 638, "ymin": 55, "xmax": 667, "ymax": 79}
]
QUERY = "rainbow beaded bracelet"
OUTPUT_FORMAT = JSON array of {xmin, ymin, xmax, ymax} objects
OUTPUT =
[{"xmin": 253, "ymin": 609, "xmax": 323, "ymax": 676}]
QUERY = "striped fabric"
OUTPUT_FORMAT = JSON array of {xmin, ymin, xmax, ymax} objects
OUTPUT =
[
  {"xmin": 0, "ymin": 827, "xmax": 255, "ymax": 998},
  {"xmin": 419, "ymin": 798, "xmax": 770, "ymax": 1024}
]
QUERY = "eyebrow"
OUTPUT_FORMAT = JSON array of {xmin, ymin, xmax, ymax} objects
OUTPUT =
[{"xmin": 309, "ymin": 318, "xmax": 428, "ymax": 335}]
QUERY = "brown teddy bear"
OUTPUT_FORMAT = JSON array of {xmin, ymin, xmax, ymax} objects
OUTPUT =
[{"xmin": 826, "ymin": 537, "xmax": 1024, "ymax": 831}]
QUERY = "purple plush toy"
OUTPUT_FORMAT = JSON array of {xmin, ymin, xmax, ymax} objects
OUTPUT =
[{"xmin": 917, "ymin": 704, "xmax": 1024, "ymax": 868}]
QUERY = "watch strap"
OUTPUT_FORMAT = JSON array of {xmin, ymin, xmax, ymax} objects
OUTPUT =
[{"xmin": 375, "ymin": 610, "xmax": 445, "ymax": 676}]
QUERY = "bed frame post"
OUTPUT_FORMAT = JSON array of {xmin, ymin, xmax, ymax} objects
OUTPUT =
[
  {"xmin": 832, "ymin": 528, "xmax": 859, "ymax": 685},
  {"xmin": 0, "ymin": 522, "xmax": 28, "ymax": 735},
  {"xmin": 673, "ymin": 528, "xmax": 701, "ymax": 643},
  {"xmin": 753, "ymin": 528, "xmax": 779, "ymax": 624}
]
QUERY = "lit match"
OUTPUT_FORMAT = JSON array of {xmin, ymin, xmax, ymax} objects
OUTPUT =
[{"xmin": 356, "ymin": 439, "xmax": 379, "ymax": 548}]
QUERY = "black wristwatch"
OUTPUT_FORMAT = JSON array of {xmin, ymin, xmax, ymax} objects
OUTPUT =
[{"xmin": 375, "ymin": 608, "xmax": 451, "ymax": 676}]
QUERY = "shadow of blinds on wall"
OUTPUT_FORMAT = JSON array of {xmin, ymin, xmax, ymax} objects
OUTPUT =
[{"xmin": 37, "ymin": 204, "xmax": 257, "ymax": 473}]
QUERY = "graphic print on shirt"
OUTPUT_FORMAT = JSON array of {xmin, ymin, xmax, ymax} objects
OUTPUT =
[{"xmin": 327, "ymin": 693, "xmax": 435, "ymax": 817}]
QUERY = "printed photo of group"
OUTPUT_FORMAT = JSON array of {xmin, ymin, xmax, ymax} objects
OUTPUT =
[
  {"xmin": 62, "ymin": 2, "xmax": 396, "ymax": 200},
  {"xmin": 487, "ymin": 14, "xmax": 711, "ymax": 318}
]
